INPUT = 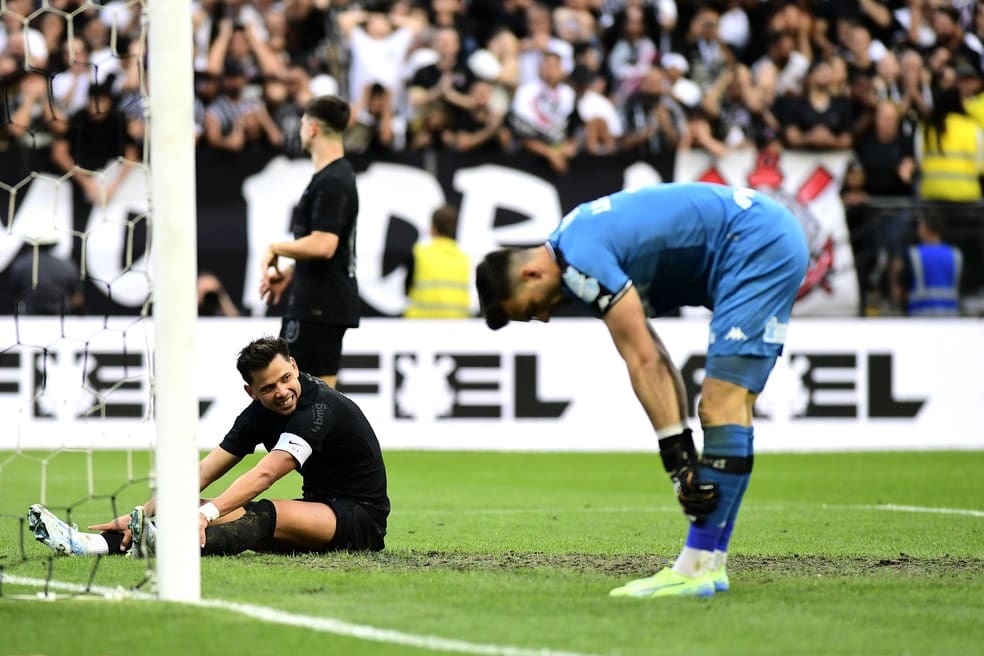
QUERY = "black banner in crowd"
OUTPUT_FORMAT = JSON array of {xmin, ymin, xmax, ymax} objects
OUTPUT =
[{"xmin": 0, "ymin": 143, "xmax": 674, "ymax": 317}]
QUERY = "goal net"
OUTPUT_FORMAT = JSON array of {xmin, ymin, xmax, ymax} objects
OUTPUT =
[{"xmin": 0, "ymin": 0, "xmax": 199, "ymax": 601}]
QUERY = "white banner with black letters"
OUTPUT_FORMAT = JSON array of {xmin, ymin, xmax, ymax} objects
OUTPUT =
[{"xmin": 0, "ymin": 318, "xmax": 979, "ymax": 452}]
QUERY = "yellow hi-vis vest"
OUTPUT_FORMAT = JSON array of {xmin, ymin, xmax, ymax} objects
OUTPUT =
[
  {"xmin": 917, "ymin": 113, "xmax": 984, "ymax": 201},
  {"xmin": 405, "ymin": 237, "xmax": 472, "ymax": 318}
]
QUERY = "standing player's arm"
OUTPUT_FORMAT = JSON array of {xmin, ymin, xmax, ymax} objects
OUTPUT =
[
  {"xmin": 604, "ymin": 287, "xmax": 718, "ymax": 521},
  {"xmin": 263, "ymin": 231, "xmax": 339, "ymax": 271},
  {"xmin": 602, "ymin": 286, "xmax": 687, "ymax": 431}
]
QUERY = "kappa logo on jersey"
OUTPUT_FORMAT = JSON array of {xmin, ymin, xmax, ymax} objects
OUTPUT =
[
  {"xmin": 724, "ymin": 326, "xmax": 748, "ymax": 341},
  {"xmin": 562, "ymin": 266, "xmax": 600, "ymax": 304}
]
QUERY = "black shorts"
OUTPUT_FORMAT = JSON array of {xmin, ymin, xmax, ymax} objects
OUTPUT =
[
  {"xmin": 281, "ymin": 320, "xmax": 347, "ymax": 378},
  {"xmin": 319, "ymin": 497, "xmax": 386, "ymax": 552}
]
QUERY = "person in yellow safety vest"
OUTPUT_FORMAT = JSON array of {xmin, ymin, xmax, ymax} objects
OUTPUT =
[
  {"xmin": 404, "ymin": 205, "xmax": 472, "ymax": 318},
  {"xmin": 916, "ymin": 78, "xmax": 984, "ymax": 202},
  {"xmin": 892, "ymin": 215, "xmax": 962, "ymax": 316}
]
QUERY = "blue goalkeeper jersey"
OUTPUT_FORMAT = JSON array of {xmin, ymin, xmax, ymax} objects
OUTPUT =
[{"xmin": 546, "ymin": 182, "xmax": 799, "ymax": 317}]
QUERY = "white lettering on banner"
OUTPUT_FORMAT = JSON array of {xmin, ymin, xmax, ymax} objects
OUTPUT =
[
  {"xmin": 621, "ymin": 161, "xmax": 663, "ymax": 190},
  {"xmin": 1, "ymin": 318, "xmax": 979, "ymax": 453},
  {"xmin": 82, "ymin": 163, "xmax": 151, "ymax": 305},
  {"xmin": 0, "ymin": 175, "xmax": 74, "ymax": 268},
  {"xmin": 0, "ymin": 164, "xmax": 151, "ymax": 307},
  {"xmin": 395, "ymin": 354, "xmax": 456, "ymax": 419}
]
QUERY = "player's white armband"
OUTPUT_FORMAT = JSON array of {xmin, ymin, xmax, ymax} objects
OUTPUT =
[{"xmin": 273, "ymin": 432, "xmax": 313, "ymax": 466}]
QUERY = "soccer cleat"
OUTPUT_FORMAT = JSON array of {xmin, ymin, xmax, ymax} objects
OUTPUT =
[
  {"xmin": 128, "ymin": 505, "xmax": 157, "ymax": 558},
  {"xmin": 27, "ymin": 504, "xmax": 92, "ymax": 556},
  {"xmin": 609, "ymin": 567, "xmax": 716, "ymax": 598},
  {"xmin": 710, "ymin": 565, "xmax": 730, "ymax": 592}
]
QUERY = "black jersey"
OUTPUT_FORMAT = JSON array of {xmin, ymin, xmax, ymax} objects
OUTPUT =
[
  {"xmin": 219, "ymin": 372, "xmax": 389, "ymax": 527},
  {"xmin": 285, "ymin": 158, "xmax": 360, "ymax": 326}
]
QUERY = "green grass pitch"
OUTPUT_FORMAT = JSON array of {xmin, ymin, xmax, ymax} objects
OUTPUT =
[{"xmin": 0, "ymin": 449, "xmax": 982, "ymax": 655}]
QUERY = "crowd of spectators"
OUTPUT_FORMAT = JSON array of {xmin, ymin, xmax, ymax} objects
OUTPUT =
[{"xmin": 1, "ymin": 0, "xmax": 983, "ymax": 315}]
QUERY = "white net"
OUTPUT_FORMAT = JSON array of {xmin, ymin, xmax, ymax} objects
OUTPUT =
[{"xmin": 0, "ymin": 0, "xmax": 157, "ymax": 598}]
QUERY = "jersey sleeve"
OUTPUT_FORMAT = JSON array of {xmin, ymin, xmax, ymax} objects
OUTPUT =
[
  {"xmin": 309, "ymin": 177, "xmax": 357, "ymax": 236},
  {"xmin": 219, "ymin": 406, "xmax": 265, "ymax": 457},
  {"xmin": 552, "ymin": 210, "xmax": 632, "ymax": 317},
  {"xmin": 558, "ymin": 249, "xmax": 632, "ymax": 317}
]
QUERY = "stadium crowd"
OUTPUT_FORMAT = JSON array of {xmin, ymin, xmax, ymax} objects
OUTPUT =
[{"xmin": 1, "ymin": 0, "xmax": 982, "ymax": 315}]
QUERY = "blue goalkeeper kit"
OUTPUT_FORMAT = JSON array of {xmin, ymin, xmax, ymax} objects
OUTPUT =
[
  {"xmin": 547, "ymin": 182, "xmax": 811, "ymax": 558},
  {"xmin": 546, "ymin": 181, "xmax": 809, "ymax": 391}
]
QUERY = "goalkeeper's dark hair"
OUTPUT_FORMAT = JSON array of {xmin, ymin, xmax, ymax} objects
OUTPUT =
[
  {"xmin": 304, "ymin": 95, "xmax": 351, "ymax": 135},
  {"xmin": 475, "ymin": 249, "xmax": 520, "ymax": 330},
  {"xmin": 237, "ymin": 336, "xmax": 291, "ymax": 383}
]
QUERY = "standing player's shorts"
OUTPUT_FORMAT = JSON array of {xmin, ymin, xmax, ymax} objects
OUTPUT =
[
  {"xmin": 281, "ymin": 320, "xmax": 347, "ymax": 378},
  {"xmin": 706, "ymin": 200, "xmax": 809, "ymax": 391},
  {"xmin": 316, "ymin": 497, "xmax": 386, "ymax": 552}
]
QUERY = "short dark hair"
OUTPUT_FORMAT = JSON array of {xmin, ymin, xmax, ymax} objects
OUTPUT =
[
  {"xmin": 475, "ymin": 249, "xmax": 516, "ymax": 330},
  {"xmin": 431, "ymin": 205, "xmax": 458, "ymax": 238},
  {"xmin": 304, "ymin": 95, "xmax": 351, "ymax": 134},
  {"xmin": 919, "ymin": 214, "xmax": 946, "ymax": 236},
  {"xmin": 236, "ymin": 336, "xmax": 290, "ymax": 384}
]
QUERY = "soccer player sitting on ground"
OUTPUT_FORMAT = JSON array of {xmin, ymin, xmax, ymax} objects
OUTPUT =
[
  {"xmin": 475, "ymin": 182, "xmax": 808, "ymax": 598},
  {"xmin": 29, "ymin": 336, "xmax": 389, "ymax": 557}
]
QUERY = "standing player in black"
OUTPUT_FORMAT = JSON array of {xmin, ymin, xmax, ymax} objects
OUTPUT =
[
  {"xmin": 260, "ymin": 95, "xmax": 360, "ymax": 388},
  {"xmin": 34, "ymin": 336, "xmax": 389, "ymax": 557}
]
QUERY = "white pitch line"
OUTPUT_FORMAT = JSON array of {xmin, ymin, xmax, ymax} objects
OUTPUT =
[
  {"xmin": 3, "ymin": 575, "xmax": 602, "ymax": 656},
  {"xmin": 403, "ymin": 503, "xmax": 984, "ymax": 518},
  {"xmin": 844, "ymin": 503, "xmax": 984, "ymax": 518},
  {"xmin": 399, "ymin": 507, "xmax": 678, "ymax": 516}
]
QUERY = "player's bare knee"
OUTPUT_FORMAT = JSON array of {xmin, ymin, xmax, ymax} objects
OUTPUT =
[{"xmin": 699, "ymin": 379, "xmax": 749, "ymax": 426}]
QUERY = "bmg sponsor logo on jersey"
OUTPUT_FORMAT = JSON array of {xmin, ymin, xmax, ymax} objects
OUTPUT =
[{"xmin": 338, "ymin": 351, "xmax": 570, "ymax": 421}]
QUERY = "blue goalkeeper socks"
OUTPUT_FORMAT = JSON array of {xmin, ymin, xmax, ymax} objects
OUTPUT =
[
  {"xmin": 699, "ymin": 424, "xmax": 753, "ymax": 530},
  {"xmin": 677, "ymin": 425, "xmax": 755, "ymax": 576}
]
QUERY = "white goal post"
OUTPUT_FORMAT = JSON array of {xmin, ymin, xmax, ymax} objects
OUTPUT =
[{"xmin": 148, "ymin": 1, "xmax": 201, "ymax": 602}]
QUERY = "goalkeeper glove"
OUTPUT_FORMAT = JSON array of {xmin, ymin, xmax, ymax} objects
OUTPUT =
[{"xmin": 658, "ymin": 428, "xmax": 720, "ymax": 524}]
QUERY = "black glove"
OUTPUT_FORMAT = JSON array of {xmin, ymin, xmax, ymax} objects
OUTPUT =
[{"xmin": 658, "ymin": 429, "xmax": 720, "ymax": 524}]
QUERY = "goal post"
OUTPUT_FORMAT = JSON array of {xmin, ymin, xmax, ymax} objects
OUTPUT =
[{"xmin": 148, "ymin": 1, "xmax": 201, "ymax": 602}]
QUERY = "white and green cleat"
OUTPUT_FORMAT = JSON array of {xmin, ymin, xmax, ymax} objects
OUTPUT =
[
  {"xmin": 710, "ymin": 564, "xmax": 730, "ymax": 592},
  {"xmin": 609, "ymin": 567, "xmax": 716, "ymax": 598},
  {"xmin": 27, "ymin": 504, "xmax": 94, "ymax": 556},
  {"xmin": 127, "ymin": 505, "xmax": 157, "ymax": 558}
]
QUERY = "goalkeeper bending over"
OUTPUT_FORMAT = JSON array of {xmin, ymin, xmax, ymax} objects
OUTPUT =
[
  {"xmin": 475, "ymin": 182, "xmax": 809, "ymax": 598},
  {"xmin": 29, "ymin": 336, "xmax": 390, "ymax": 557}
]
